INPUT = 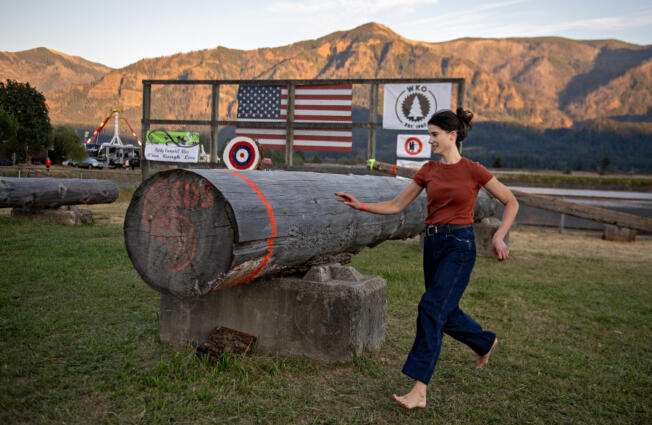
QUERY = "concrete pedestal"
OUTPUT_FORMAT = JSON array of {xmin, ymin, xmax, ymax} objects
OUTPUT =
[
  {"xmin": 11, "ymin": 205, "xmax": 93, "ymax": 225},
  {"xmin": 603, "ymin": 224, "xmax": 636, "ymax": 242},
  {"xmin": 159, "ymin": 263, "xmax": 386, "ymax": 363}
]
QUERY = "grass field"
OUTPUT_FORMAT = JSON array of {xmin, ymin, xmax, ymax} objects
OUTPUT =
[{"xmin": 1, "ymin": 200, "xmax": 651, "ymax": 424}]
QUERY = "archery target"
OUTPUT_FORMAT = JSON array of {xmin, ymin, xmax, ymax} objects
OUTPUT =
[{"xmin": 223, "ymin": 137, "xmax": 262, "ymax": 170}]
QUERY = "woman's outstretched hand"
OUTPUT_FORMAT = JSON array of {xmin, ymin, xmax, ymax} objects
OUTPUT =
[
  {"xmin": 335, "ymin": 192, "xmax": 363, "ymax": 210},
  {"xmin": 492, "ymin": 234, "xmax": 510, "ymax": 261}
]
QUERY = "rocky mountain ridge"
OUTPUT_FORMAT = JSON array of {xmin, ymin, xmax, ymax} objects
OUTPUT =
[
  {"xmin": 1, "ymin": 23, "xmax": 650, "ymax": 132},
  {"xmin": 0, "ymin": 47, "xmax": 112, "ymax": 95}
]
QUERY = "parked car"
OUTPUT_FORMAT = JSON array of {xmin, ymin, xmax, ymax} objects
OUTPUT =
[
  {"xmin": 0, "ymin": 159, "xmax": 14, "ymax": 166},
  {"xmin": 79, "ymin": 158, "xmax": 104, "ymax": 169},
  {"xmin": 62, "ymin": 159, "xmax": 78, "ymax": 167}
]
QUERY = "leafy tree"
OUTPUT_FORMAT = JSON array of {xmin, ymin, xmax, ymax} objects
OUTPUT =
[
  {"xmin": 311, "ymin": 154, "xmax": 322, "ymax": 164},
  {"xmin": 51, "ymin": 125, "xmax": 88, "ymax": 163},
  {"xmin": 0, "ymin": 79, "xmax": 52, "ymax": 163},
  {"xmin": 492, "ymin": 156, "xmax": 502, "ymax": 168}
]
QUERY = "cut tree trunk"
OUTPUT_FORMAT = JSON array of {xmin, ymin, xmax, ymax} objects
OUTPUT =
[{"xmin": 124, "ymin": 169, "xmax": 426, "ymax": 297}]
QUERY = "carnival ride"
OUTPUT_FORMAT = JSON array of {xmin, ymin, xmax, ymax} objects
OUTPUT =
[{"xmin": 87, "ymin": 108, "xmax": 142, "ymax": 168}]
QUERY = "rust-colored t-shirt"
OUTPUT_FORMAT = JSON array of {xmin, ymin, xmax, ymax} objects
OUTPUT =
[{"xmin": 413, "ymin": 158, "xmax": 494, "ymax": 225}]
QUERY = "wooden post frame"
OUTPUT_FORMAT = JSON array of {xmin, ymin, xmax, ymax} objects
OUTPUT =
[
  {"xmin": 140, "ymin": 78, "xmax": 465, "ymax": 177},
  {"xmin": 141, "ymin": 82, "xmax": 151, "ymax": 181},
  {"xmin": 285, "ymin": 83, "xmax": 296, "ymax": 167},
  {"xmin": 368, "ymin": 83, "xmax": 379, "ymax": 160},
  {"xmin": 210, "ymin": 84, "xmax": 220, "ymax": 165}
]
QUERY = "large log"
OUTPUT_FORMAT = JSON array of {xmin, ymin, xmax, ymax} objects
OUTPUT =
[
  {"xmin": 124, "ymin": 169, "xmax": 427, "ymax": 297},
  {"xmin": 369, "ymin": 160, "xmax": 652, "ymax": 234},
  {"xmin": 0, "ymin": 177, "xmax": 118, "ymax": 208}
]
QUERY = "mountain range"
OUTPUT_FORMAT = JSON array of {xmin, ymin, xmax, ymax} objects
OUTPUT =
[{"xmin": 1, "ymin": 23, "xmax": 651, "ymax": 171}]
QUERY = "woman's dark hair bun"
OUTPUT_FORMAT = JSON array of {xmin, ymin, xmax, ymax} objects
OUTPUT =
[
  {"xmin": 455, "ymin": 107, "xmax": 474, "ymax": 130},
  {"xmin": 427, "ymin": 107, "xmax": 475, "ymax": 149}
]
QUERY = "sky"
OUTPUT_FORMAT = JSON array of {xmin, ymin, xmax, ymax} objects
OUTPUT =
[{"xmin": 2, "ymin": 0, "xmax": 651, "ymax": 69}]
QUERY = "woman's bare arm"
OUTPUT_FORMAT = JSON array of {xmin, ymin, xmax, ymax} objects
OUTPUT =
[
  {"xmin": 482, "ymin": 177, "xmax": 519, "ymax": 261},
  {"xmin": 335, "ymin": 181, "xmax": 423, "ymax": 215}
]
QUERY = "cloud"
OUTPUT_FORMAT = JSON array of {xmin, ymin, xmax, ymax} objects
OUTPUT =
[
  {"xmin": 394, "ymin": 0, "xmax": 529, "ymax": 28},
  {"xmin": 527, "ymin": 9, "xmax": 652, "ymax": 33},
  {"xmin": 394, "ymin": 2, "xmax": 652, "ymax": 43},
  {"xmin": 265, "ymin": 0, "xmax": 438, "ymax": 16},
  {"xmin": 471, "ymin": 7, "xmax": 652, "ymax": 39}
]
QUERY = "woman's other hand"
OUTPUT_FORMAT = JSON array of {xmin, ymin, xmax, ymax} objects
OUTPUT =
[
  {"xmin": 334, "ymin": 192, "xmax": 363, "ymax": 210},
  {"xmin": 491, "ymin": 234, "xmax": 509, "ymax": 261}
]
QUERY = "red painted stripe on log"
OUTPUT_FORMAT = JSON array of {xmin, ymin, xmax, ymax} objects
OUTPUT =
[{"xmin": 223, "ymin": 170, "xmax": 277, "ymax": 285}]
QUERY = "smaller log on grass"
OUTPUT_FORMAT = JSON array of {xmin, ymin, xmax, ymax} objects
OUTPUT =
[{"xmin": 0, "ymin": 177, "xmax": 118, "ymax": 209}]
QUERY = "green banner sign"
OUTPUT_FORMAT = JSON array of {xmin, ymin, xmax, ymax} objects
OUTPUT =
[{"xmin": 146, "ymin": 130, "xmax": 200, "ymax": 147}]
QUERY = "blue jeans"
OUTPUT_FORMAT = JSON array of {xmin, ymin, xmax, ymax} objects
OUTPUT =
[{"xmin": 402, "ymin": 226, "xmax": 496, "ymax": 385}]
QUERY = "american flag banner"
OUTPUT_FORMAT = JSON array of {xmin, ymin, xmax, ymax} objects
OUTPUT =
[{"xmin": 236, "ymin": 84, "xmax": 353, "ymax": 152}]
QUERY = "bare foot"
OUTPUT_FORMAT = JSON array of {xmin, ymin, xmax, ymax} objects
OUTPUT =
[
  {"xmin": 393, "ymin": 381, "xmax": 427, "ymax": 409},
  {"xmin": 476, "ymin": 337, "xmax": 498, "ymax": 370}
]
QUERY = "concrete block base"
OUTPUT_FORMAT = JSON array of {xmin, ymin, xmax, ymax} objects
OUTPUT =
[
  {"xmin": 603, "ymin": 224, "xmax": 636, "ymax": 242},
  {"xmin": 11, "ymin": 206, "xmax": 93, "ymax": 225},
  {"xmin": 159, "ymin": 263, "xmax": 386, "ymax": 363},
  {"xmin": 473, "ymin": 217, "xmax": 509, "ymax": 257}
]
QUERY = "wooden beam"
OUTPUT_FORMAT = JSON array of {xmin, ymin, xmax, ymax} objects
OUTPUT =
[
  {"xmin": 285, "ymin": 83, "xmax": 296, "ymax": 167},
  {"xmin": 210, "ymin": 84, "xmax": 220, "ymax": 164},
  {"xmin": 368, "ymin": 83, "xmax": 378, "ymax": 160},
  {"xmin": 511, "ymin": 190, "xmax": 652, "ymax": 233},
  {"xmin": 369, "ymin": 160, "xmax": 652, "ymax": 234},
  {"xmin": 141, "ymin": 82, "xmax": 151, "ymax": 181}
]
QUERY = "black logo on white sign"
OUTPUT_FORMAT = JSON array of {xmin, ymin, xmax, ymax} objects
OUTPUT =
[{"xmin": 394, "ymin": 85, "xmax": 438, "ymax": 129}]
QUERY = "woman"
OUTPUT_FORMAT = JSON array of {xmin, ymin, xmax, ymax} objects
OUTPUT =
[{"xmin": 335, "ymin": 108, "xmax": 518, "ymax": 409}]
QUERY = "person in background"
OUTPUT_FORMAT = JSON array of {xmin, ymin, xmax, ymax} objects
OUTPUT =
[
  {"xmin": 335, "ymin": 108, "xmax": 519, "ymax": 409},
  {"xmin": 45, "ymin": 157, "xmax": 51, "ymax": 172}
]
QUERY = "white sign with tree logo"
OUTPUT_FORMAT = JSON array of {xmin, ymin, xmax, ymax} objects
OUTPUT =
[{"xmin": 382, "ymin": 83, "xmax": 452, "ymax": 130}]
